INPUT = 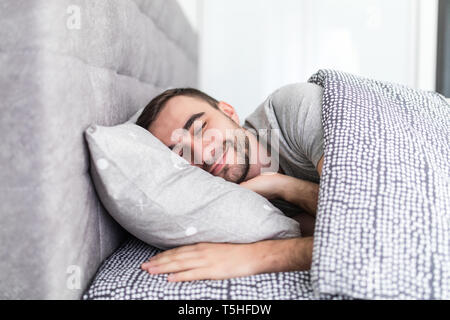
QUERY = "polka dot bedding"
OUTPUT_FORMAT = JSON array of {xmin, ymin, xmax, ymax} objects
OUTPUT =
[
  {"xmin": 83, "ymin": 237, "xmax": 318, "ymax": 300},
  {"xmin": 308, "ymin": 70, "xmax": 450, "ymax": 299}
]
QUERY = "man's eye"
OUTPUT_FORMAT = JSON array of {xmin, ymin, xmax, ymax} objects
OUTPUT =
[{"xmin": 194, "ymin": 121, "xmax": 207, "ymax": 136}]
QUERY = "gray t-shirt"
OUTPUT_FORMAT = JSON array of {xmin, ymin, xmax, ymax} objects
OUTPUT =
[{"xmin": 243, "ymin": 82, "xmax": 324, "ymax": 184}]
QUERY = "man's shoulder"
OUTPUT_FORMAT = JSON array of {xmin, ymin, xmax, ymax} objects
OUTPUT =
[
  {"xmin": 269, "ymin": 82, "xmax": 323, "ymax": 112},
  {"xmin": 244, "ymin": 82, "xmax": 323, "ymax": 131},
  {"xmin": 243, "ymin": 82, "xmax": 324, "ymax": 182}
]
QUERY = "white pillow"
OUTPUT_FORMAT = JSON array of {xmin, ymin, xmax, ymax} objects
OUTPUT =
[{"xmin": 84, "ymin": 114, "xmax": 300, "ymax": 250}]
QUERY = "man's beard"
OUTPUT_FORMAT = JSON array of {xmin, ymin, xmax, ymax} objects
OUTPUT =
[
  {"xmin": 225, "ymin": 130, "xmax": 250, "ymax": 184},
  {"xmin": 210, "ymin": 130, "xmax": 250, "ymax": 184}
]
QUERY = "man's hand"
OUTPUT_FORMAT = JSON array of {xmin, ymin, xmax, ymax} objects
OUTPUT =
[
  {"xmin": 141, "ymin": 237, "xmax": 313, "ymax": 282},
  {"xmin": 240, "ymin": 173, "xmax": 319, "ymax": 216}
]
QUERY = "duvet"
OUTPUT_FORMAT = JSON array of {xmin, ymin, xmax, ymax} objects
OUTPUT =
[{"xmin": 309, "ymin": 69, "xmax": 450, "ymax": 299}]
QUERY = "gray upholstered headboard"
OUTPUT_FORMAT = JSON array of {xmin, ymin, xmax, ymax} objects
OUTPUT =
[{"xmin": 0, "ymin": 0, "xmax": 197, "ymax": 299}]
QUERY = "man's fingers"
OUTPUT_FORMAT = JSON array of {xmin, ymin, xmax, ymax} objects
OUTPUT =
[
  {"xmin": 141, "ymin": 251, "xmax": 203, "ymax": 269},
  {"xmin": 146, "ymin": 259, "xmax": 207, "ymax": 275},
  {"xmin": 167, "ymin": 268, "xmax": 214, "ymax": 282},
  {"xmin": 154, "ymin": 245, "xmax": 196, "ymax": 258},
  {"xmin": 142, "ymin": 245, "xmax": 199, "ymax": 267}
]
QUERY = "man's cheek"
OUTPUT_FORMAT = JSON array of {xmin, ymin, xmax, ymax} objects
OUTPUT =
[
  {"xmin": 225, "ymin": 148, "xmax": 237, "ymax": 165},
  {"xmin": 227, "ymin": 147, "xmax": 246, "ymax": 166}
]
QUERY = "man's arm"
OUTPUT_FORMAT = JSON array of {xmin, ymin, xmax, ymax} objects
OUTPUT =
[
  {"xmin": 141, "ymin": 237, "xmax": 313, "ymax": 282},
  {"xmin": 239, "ymin": 174, "xmax": 319, "ymax": 216},
  {"xmin": 316, "ymin": 154, "xmax": 324, "ymax": 177},
  {"xmin": 245, "ymin": 155, "xmax": 323, "ymax": 234},
  {"xmin": 283, "ymin": 154, "xmax": 324, "ymax": 216},
  {"xmin": 279, "ymin": 176, "xmax": 319, "ymax": 216},
  {"xmin": 240, "ymin": 155, "xmax": 324, "ymax": 216}
]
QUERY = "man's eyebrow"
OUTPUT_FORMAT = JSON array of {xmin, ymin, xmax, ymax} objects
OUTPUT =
[
  {"xmin": 168, "ymin": 112, "xmax": 205, "ymax": 150},
  {"xmin": 183, "ymin": 112, "xmax": 205, "ymax": 131}
]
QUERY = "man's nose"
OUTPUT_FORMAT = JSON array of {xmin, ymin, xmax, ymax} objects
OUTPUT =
[{"xmin": 190, "ymin": 135, "xmax": 215, "ymax": 169}]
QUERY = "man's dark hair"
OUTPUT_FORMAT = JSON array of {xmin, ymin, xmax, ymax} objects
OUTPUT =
[{"xmin": 136, "ymin": 88, "xmax": 219, "ymax": 130}]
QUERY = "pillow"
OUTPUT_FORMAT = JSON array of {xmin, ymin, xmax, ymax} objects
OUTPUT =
[{"xmin": 84, "ymin": 122, "xmax": 301, "ymax": 250}]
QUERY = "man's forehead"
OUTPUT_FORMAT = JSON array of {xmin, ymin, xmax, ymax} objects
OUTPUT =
[
  {"xmin": 149, "ymin": 96, "xmax": 207, "ymax": 144},
  {"xmin": 162, "ymin": 96, "xmax": 207, "ymax": 120}
]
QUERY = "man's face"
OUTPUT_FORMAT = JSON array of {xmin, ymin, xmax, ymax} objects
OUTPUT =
[{"xmin": 148, "ymin": 96, "xmax": 251, "ymax": 183}]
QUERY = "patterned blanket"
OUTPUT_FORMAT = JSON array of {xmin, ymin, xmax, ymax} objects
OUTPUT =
[
  {"xmin": 308, "ymin": 70, "xmax": 450, "ymax": 299},
  {"xmin": 84, "ymin": 70, "xmax": 450, "ymax": 300}
]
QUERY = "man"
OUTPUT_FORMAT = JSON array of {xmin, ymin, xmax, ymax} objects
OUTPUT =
[{"xmin": 137, "ymin": 83, "xmax": 325, "ymax": 282}]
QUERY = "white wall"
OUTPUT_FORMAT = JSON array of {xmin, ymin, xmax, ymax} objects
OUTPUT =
[{"xmin": 178, "ymin": 0, "xmax": 438, "ymax": 120}]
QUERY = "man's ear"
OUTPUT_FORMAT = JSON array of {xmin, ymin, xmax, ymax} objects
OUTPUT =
[{"xmin": 217, "ymin": 101, "xmax": 240, "ymax": 124}]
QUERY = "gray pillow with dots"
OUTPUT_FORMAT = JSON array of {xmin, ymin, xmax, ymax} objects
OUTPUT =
[{"xmin": 84, "ymin": 110, "xmax": 301, "ymax": 250}]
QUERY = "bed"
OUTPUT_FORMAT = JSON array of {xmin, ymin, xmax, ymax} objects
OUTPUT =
[{"xmin": 1, "ymin": 0, "xmax": 449, "ymax": 300}]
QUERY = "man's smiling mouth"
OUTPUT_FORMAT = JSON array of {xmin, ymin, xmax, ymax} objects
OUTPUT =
[{"xmin": 209, "ymin": 146, "xmax": 228, "ymax": 176}]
